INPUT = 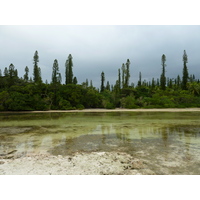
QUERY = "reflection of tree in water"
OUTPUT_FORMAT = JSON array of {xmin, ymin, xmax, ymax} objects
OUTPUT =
[
  {"xmin": 114, "ymin": 125, "xmax": 130, "ymax": 142},
  {"xmin": 48, "ymin": 123, "xmax": 137, "ymax": 156},
  {"xmin": 101, "ymin": 124, "xmax": 109, "ymax": 145},
  {"xmin": 4, "ymin": 121, "xmax": 199, "ymax": 158},
  {"xmin": 159, "ymin": 125, "xmax": 200, "ymax": 156},
  {"xmin": 161, "ymin": 128, "xmax": 168, "ymax": 147},
  {"xmin": 171, "ymin": 126, "xmax": 191, "ymax": 155}
]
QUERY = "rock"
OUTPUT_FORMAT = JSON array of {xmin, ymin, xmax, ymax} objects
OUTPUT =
[
  {"xmin": 96, "ymin": 152, "xmax": 106, "ymax": 156},
  {"xmin": 68, "ymin": 157, "xmax": 72, "ymax": 162},
  {"xmin": 130, "ymin": 159, "xmax": 145, "ymax": 169},
  {"xmin": 7, "ymin": 150, "xmax": 17, "ymax": 155},
  {"xmin": 140, "ymin": 169, "xmax": 156, "ymax": 175},
  {"xmin": 0, "ymin": 161, "xmax": 5, "ymax": 165},
  {"xmin": 0, "ymin": 150, "xmax": 17, "ymax": 156},
  {"xmin": 4, "ymin": 155, "xmax": 14, "ymax": 159}
]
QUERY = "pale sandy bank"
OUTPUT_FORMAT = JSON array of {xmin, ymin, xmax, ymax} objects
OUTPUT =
[
  {"xmin": 47, "ymin": 108, "xmax": 200, "ymax": 113},
  {"xmin": 0, "ymin": 149, "xmax": 198, "ymax": 175},
  {"xmin": 2, "ymin": 108, "xmax": 200, "ymax": 113},
  {"xmin": 0, "ymin": 152, "xmax": 151, "ymax": 175}
]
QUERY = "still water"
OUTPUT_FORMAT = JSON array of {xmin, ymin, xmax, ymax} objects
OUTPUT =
[{"xmin": 0, "ymin": 112, "xmax": 200, "ymax": 174}]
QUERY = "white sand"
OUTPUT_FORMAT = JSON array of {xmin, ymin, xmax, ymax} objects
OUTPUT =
[{"xmin": 0, "ymin": 152, "xmax": 151, "ymax": 175}]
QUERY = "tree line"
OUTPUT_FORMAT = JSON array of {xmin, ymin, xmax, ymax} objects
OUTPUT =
[{"xmin": 0, "ymin": 50, "xmax": 200, "ymax": 111}]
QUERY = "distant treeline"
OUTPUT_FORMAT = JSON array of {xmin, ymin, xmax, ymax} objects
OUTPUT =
[{"xmin": 0, "ymin": 50, "xmax": 200, "ymax": 111}]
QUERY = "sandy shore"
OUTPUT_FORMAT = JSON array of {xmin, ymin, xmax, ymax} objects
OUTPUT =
[
  {"xmin": 0, "ymin": 152, "xmax": 152, "ymax": 175},
  {"xmin": 1, "ymin": 108, "xmax": 200, "ymax": 113},
  {"xmin": 1, "ymin": 148, "xmax": 199, "ymax": 175},
  {"xmin": 44, "ymin": 108, "xmax": 200, "ymax": 113}
]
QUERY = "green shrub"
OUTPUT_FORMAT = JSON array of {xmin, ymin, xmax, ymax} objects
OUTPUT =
[
  {"xmin": 76, "ymin": 104, "xmax": 85, "ymax": 110},
  {"xmin": 105, "ymin": 102, "xmax": 115, "ymax": 109},
  {"xmin": 120, "ymin": 95, "xmax": 138, "ymax": 109}
]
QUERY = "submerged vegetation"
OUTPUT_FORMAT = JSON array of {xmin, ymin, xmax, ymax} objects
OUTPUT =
[{"xmin": 0, "ymin": 50, "xmax": 200, "ymax": 111}]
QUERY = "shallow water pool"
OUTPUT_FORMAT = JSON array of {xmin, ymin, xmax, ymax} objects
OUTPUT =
[{"xmin": 0, "ymin": 112, "xmax": 200, "ymax": 174}]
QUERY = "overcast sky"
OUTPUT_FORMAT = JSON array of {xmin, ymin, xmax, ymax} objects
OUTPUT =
[{"xmin": 1, "ymin": 25, "xmax": 200, "ymax": 87}]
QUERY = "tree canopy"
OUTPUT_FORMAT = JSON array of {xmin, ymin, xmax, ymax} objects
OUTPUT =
[{"xmin": 0, "ymin": 50, "xmax": 200, "ymax": 111}]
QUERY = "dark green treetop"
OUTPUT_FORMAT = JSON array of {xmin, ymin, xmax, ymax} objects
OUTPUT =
[
  {"xmin": 138, "ymin": 71, "xmax": 142, "ymax": 87},
  {"xmin": 124, "ymin": 59, "xmax": 130, "ymax": 88},
  {"xmin": 182, "ymin": 50, "xmax": 189, "ymax": 90},
  {"xmin": 65, "ymin": 54, "xmax": 73, "ymax": 84},
  {"xmin": 24, "ymin": 66, "xmax": 29, "ymax": 82},
  {"xmin": 100, "ymin": 71, "xmax": 105, "ymax": 92},
  {"xmin": 33, "ymin": 50, "xmax": 42, "ymax": 83},
  {"xmin": 160, "ymin": 54, "xmax": 166, "ymax": 90},
  {"xmin": 121, "ymin": 63, "xmax": 125, "ymax": 88},
  {"xmin": 52, "ymin": 59, "xmax": 61, "ymax": 84},
  {"xmin": 9, "ymin": 63, "xmax": 15, "ymax": 78}
]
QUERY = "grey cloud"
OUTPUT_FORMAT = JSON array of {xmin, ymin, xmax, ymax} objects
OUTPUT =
[{"xmin": 0, "ymin": 25, "xmax": 200, "ymax": 87}]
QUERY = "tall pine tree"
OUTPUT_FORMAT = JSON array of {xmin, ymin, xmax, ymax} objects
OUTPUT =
[
  {"xmin": 8, "ymin": 63, "xmax": 15, "ymax": 78},
  {"xmin": 106, "ymin": 81, "xmax": 110, "ymax": 91},
  {"xmin": 118, "ymin": 68, "xmax": 121, "ymax": 90},
  {"xmin": 182, "ymin": 50, "xmax": 189, "ymax": 90},
  {"xmin": 24, "ymin": 66, "xmax": 29, "ymax": 82},
  {"xmin": 138, "ymin": 72, "xmax": 142, "ymax": 87},
  {"xmin": 73, "ymin": 77, "xmax": 77, "ymax": 84},
  {"xmin": 33, "ymin": 50, "xmax": 42, "ymax": 83},
  {"xmin": 100, "ymin": 71, "xmax": 105, "ymax": 92},
  {"xmin": 124, "ymin": 59, "xmax": 130, "ymax": 88},
  {"xmin": 4, "ymin": 67, "xmax": 9, "ymax": 77},
  {"xmin": 121, "ymin": 63, "xmax": 125, "ymax": 88},
  {"xmin": 65, "ymin": 54, "xmax": 73, "ymax": 84},
  {"xmin": 52, "ymin": 59, "xmax": 61, "ymax": 84},
  {"xmin": 160, "ymin": 54, "xmax": 166, "ymax": 90}
]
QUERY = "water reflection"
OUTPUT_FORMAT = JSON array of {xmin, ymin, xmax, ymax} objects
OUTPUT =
[{"xmin": 0, "ymin": 112, "xmax": 200, "ymax": 158}]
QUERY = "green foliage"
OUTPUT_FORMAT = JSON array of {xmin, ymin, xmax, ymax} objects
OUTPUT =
[
  {"xmin": 65, "ymin": 54, "xmax": 73, "ymax": 84},
  {"xmin": 0, "ymin": 91, "xmax": 9, "ymax": 111},
  {"xmin": 52, "ymin": 59, "xmax": 61, "ymax": 85},
  {"xmin": 5, "ymin": 92, "xmax": 32, "ymax": 111},
  {"xmin": 24, "ymin": 66, "xmax": 29, "ymax": 82},
  {"xmin": 120, "ymin": 95, "xmax": 138, "ymax": 109},
  {"xmin": 135, "ymin": 86, "xmax": 151, "ymax": 98},
  {"xmin": 73, "ymin": 77, "xmax": 78, "ymax": 85},
  {"xmin": 0, "ymin": 50, "xmax": 200, "ymax": 111},
  {"xmin": 121, "ymin": 59, "xmax": 131, "ymax": 89},
  {"xmin": 124, "ymin": 59, "xmax": 130, "ymax": 88},
  {"xmin": 187, "ymin": 82, "xmax": 200, "ymax": 96},
  {"xmin": 100, "ymin": 71, "xmax": 105, "ymax": 92},
  {"xmin": 105, "ymin": 102, "xmax": 115, "ymax": 109},
  {"xmin": 160, "ymin": 54, "xmax": 166, "ymax": 90},
  {"xmin": 138, "ymin": 72, "xmax": 142, "ymax": 87},
  {"xmin": 33, "ymin": 50, "xmax": 42, "ymax": 84},
  {"xmin": 182, "ymin": 50, "xmax": 189, "ymax": 90},
  {"xmin": 76, "ymin": 104, "xmax": 85, "ymax": 110},
  {"xmin": 83, "ymin": 89, "xmax": 102, "ymax": 108},
  {"xmin": 101, "ymin": 90, "xmax": 115, "ymax": 108},
  {"xmin": 58, "ymin": 99, "xmax": 72, "ymax": 110}
]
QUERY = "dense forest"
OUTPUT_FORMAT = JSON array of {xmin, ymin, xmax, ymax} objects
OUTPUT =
[{"xmin": 0, "ymin": 50, "xmax": 200, "ymax": 111}]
